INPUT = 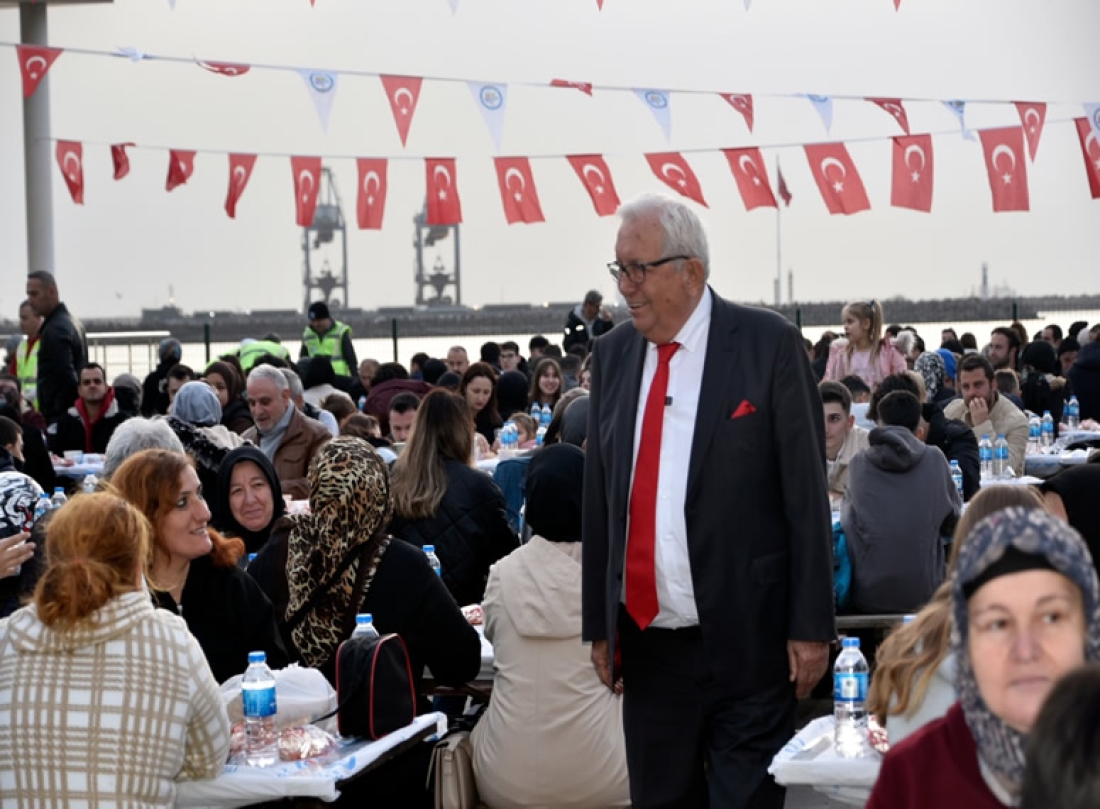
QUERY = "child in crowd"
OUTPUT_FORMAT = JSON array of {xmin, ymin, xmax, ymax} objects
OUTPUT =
[{"xmin": 826, "ymin": 300, "xmax": 907, "ymax": 391}]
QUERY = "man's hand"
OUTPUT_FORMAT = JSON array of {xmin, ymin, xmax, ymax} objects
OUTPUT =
[
  {"xmin": 968, "ymin": 396, "xmax": 990, "ymax": 426},
  {"xmin": 0, "ymin": 532, "xmax": 34, "ymax": 580},
  {"xmin": 591, "ymin": 640, "xmax": 613, "ymax": 690},
  {"xmin": 788, "ymin": 640, "xmax": 830, "ymax": 699}
]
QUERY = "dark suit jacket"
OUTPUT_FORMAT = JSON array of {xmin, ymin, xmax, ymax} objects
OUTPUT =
[
  {"xmin": 582, "ymin": 290, "xmax": 835, "ymax": 696},
  {"xmin": 242, "ymin": 406, "xmax": 331, "ymax": 499},
  {"xmin": 37, "ymin": 303, "xmax": 87, "ymax": 424}
]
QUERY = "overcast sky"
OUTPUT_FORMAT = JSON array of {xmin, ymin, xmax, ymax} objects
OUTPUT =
[{"xmin": 1, "ymin": 0, "xmax": 1098, "ymax": 320}]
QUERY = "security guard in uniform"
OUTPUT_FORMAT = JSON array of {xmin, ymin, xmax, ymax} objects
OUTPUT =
[{"xmin": 299, "ymin": 302, "xmax": 357, "ymax": 379}]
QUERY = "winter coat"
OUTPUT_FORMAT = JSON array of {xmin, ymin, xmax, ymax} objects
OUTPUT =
[
  {"xmin": 886, "ymin": 652, "xmax": 957, "ymax": 747},
  {"xmin": 221, "ymin": 397, "xmax": 254, "ymax": 435},
  {"xmin": 472, "ymin": 537, "xmax": 630, "ymax": 808},
  {"xmin": 242, "ymin": 406, "xmax": 331, "ymax": 500},
  {"xmin": 48, "ymin": 391, "xmax": 130, "ymax": 455},
  {"xmin": 1068, "ymin": 340, "xmax": 1100, "ymax": 422},
  {"xmin": 923, "ymin": 405, "xmax": 980, "ymax": 502},
  {"xmin": 824, "ymin": 338, "xmax": 907, "ymax": 391},
  {"xmin": 387, "ymin": 459, "xmax": 519, "ymax": 606},
  {"xmin": 36, "ymin": 303, "xmax": 87, "ymax": 424}
]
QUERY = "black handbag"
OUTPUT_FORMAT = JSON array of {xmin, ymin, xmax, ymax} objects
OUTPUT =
[{"xmin": 331, "ymin": 630, "xmax": 417, "ymax": 740}]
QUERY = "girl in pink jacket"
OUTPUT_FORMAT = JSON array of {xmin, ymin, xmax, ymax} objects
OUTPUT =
[{"xmin": 825, "ymin": 299, "xmax": 907, "ymax": 392}]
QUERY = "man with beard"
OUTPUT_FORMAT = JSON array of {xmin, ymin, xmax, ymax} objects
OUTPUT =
[{"xmin": 944, "ymin": 355, "xmax": 1028, "ymax": 477}]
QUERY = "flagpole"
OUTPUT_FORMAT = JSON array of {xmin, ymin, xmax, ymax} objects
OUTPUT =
[{"xmin": 775, "ymin": 156, "xmax": 783, "ymax": 308}]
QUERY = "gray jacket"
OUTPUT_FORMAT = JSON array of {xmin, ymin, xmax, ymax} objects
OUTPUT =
[{"xmin": 841, "ymin": 426, "xmax": 960, "ymax": 614}]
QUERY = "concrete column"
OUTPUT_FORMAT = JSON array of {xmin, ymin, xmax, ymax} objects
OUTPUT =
[{"xmin": 21, "ymin": 1, "xmax": 55, "ymax": 274}]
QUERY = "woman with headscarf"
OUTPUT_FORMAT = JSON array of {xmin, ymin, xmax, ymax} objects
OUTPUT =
[
  {"xmin": 867, "ymin": 507, "xmax": 1100, "ymax": 808},
  {"xmin": 472, "ymin": 444, "xmax": 630, "ymax": 808},
  {"xmin": 915, "ymin": 350, "xmax": 955, "ymax": 407},
  {"xmin": 112, "ymin": 449, "xmax": 288, "ymax": 683},
  {"xmin": 202, "ymin": 360, "xmax": 252, "ymax": 435},
  {"xmin": 212, "ymin": 446, "xmax": 285, "ymax": 555},
  {"xmin": 247, "ymin": 436, "xmax": 480, "ymax": 689}
]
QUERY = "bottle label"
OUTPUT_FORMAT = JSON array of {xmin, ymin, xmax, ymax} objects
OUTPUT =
[
  {"xmin": 834, "ymin": 672, "xmax": 867, "ymax": 702},
  {"xmin": 243, "ymin": 686, "xmax": 277, "ymax": 718}
]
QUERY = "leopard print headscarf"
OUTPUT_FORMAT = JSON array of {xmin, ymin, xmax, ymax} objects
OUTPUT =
[{"xmin": 286, "ymin": 437, "xmax": 393, "ymax": 669}]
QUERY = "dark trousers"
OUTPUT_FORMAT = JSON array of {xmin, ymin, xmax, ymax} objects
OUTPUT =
[{"xmin": 619, "ymin": 609, "xmax": 795, "ymax": 809}]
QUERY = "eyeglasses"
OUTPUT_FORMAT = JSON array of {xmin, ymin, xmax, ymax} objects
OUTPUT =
[{"xmin": 607, "ymin": 255, "xmax": 690, "ymax": 285}]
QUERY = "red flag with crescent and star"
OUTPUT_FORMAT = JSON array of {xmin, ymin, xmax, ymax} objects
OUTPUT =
[
  {"xmin": 803, "ymin": 143, "xmax": 870, "ymax": 215},
  {"xmin": 111, "ymin": 143, "xmax": 134, "ymax": 181},
  {"xmin": 550, "ymin": 79, "xmax": 593, "ymax": 96},
  {"xmin": 567, "ymin": 155, "xmax": 620, "ymax": 216},
  {"xmin": 1074, "ymin": 117, "xmax": 1100, "ymax": 199},
  {"xmin": 645, "ymin": 152, "xmax": 707, "ymax": 207},
  {"xmin": 493, "ymin": 157, "xmax": 545, "ymax": 225},
  {"xmin": 719, "ymin": 93, "xmax": 754, "ymax": 132},
  {"xmin": 380, "ymin": 75, "xmax": 422, "ymax": 147},
  {"xmin": 890, "ymin": 135, "xmax": 934, "ymax": 212},
  {"xmin": 777, "ymin": 166, "xmax": 792, "ymax": 206},
  {"xmin": 1014, "ymin": 102, "xmax": 1047, "ymax": 161},
  {"xmin": 868, "ymin": 98, "xmax": 911, "ymax": 136},
  {"xmin": 55, "ymin": 140, "xmax": 83, "ymax": 204},
  {"xmin": 722, "ymin": 147, "xmax": 776, "ymax": 210},
  {"xmin": 166, "ymin": 149, "xmax": 196, "ymax": 192},
  {"xmin": 356, "ymin": 158, "xmax": 388, "ymax": 230},
  {"xmin": 17, "ymin": 45, "xmax": 62, "ymax": 99},
  {"xmin": 978, "ymin": 127, "xmax": 1030, "ymax": 212},
  {"xmin": 225, "ymin": 153, "xmax": 256, "ymax": 219},
  {"xmin": 425, "ymin": 158, "xmax": 463, "ymax": 225},
  {"xmin": 197, "ymin": 59, "xmax": 251, "ymax": 77},
  {"xmin": 291, "ymin": 156, "xmax": 322, "ymax": 226}
]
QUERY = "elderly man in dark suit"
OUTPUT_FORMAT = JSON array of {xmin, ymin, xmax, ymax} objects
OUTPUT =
[{"xmin": 582, "ymin": 194, "xmax": 835, "ymax": 808}]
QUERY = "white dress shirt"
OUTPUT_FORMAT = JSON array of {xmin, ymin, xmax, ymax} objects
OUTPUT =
[{"xmin": 623, "ymin": 289, "xmax": 712, "ymax": 628}]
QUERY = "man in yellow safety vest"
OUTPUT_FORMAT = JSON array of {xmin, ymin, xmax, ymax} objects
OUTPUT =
[
  {"xmin": 300, "ymin": 302, "xmax": 357, "ymax": 379},
  {"xmin": 10, "ymin": 301, "xmax": 42, "ymax": 411}
]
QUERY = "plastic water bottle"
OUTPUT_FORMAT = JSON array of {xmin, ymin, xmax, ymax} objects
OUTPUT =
[
  {"xmin": 242, "ymin": 651, "xmax": 278, "ymax": 768},
  {"xmin": 540, "ymin": 403, "xmax": 552, "ymax": 428},
  {"xmin": 1066, "ymin": 396, "xmax": 1080, "ymax": 430},
  {"xmin": 536, "ymin": 425, "xmax": 547, "ymax": 447},
  {"xmin": 247, "ymin": 553, "xmax": 258, "ymax": 566},
  {"xmin": 949, "ymin": 460, "xmax": 963, "ymax": 501},
  {"xmin": 834, "ymin": 637, "xmax": 870, "ymax": 759},
  {"xmin": 1027, "ymin": 415, "xmax": 1042, "ymax": 454},
  {"xmin": 530, "ymin": 402, "xmax": 541, "ymax": 421},
  {"xmin": 49, "ymin": 487, "xmax": 68, "ymax": 510},
  {"xmin": 1040, "ymin": 410, "xmax": 1055, "ymax": 447},
  {"xmin": 81, "ymin": 473, "xmax": 98, "ymax": 495},
  {"xmin": 357, "ymin": 395, "xmax": 367, "ymax": 413},
  {"xmin": 501, "ymin": 421, "xmax": 516, "ymax": 451},
  {"xmin": 33, "ymin": 492, "xmax": 50, "ymax": 523},
  {"xmin": 352, "ymin": 613, "xmax": 380, "ymax": 639},
  {"xmin": 993, "ymin": 434, "xmax": 1010, "ymax": 478},
  {"xmin": 979, "ymin": 434, "xmax": 993, "ymax": 480},
  {"xmin": 423, "ymin": 545, "xmax": 442, "ymax": 577}
]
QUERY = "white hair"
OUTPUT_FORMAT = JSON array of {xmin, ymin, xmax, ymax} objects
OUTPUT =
[
  {"xmin": 617, "ymin": 193, "xmax": 710, "ymax": 279},
  {"xmin": 893, "ymin": 329, "xmax": 917, "ymax": 358},
  {"xmin": 278, "ymin": 368, "xmax": 304, "ymax": 400},
  {"xmin": 102, "ymin": 418, "xmax": 185, "ymax": 479},
  {"xmin": 247, "ymin": 363, "xmax": 289, "ymax": 393}
]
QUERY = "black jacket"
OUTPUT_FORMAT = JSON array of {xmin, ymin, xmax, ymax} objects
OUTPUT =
[
  {"xmin": 924, "ymin": 404, "xmax": 980, "ymax": 502},
  {"xmin": 153, "ymin": 554, "xmax": 289, "ymax": 684},
  {"xmin": 222, "ymin": 397, "xmax": 253, "ymax": 435},
  {"xmin": 387, "ymin": 459, "xmax": 519, "ymax": 607},
  {"xmin": 562, "ymin": 308, "xmax": 614, "ymax": 353},
  {"xmin": 1068, "ymin": 341, "xmax": 1100, "ymax": 423},
  {"xmin": 37, "ymin": 303, "xmax": 87, "ymax": 424},
  {"xmin": 141, "ymin": 360, "xmax": 175, "ymax": 417},
  {"xmin": 48, "ymin": 397, "xmax": 130, "ymax": 455}
]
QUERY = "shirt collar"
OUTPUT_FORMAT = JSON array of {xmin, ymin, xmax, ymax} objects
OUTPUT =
[{"xmin": 661, "ymin": 286, "xmax": 711, "ymax": 354}]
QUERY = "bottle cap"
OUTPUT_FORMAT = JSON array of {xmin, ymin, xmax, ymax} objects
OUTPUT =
[
  {"xmin": 357, "ymin": 613, "xmax": 373, "ymax": 624},
  {"xmin": 841, "ymin": 637, "xmax": 860, "ymax": 648},
  {"xmin": 53, "ymin": 487, "xmax": 64, "ymax": 494},
  {"xmin": 423, "ymin": 545, "xmax": 435, "ymax": 553},
  {"xmin": 248, "ymin": 651, "xmax": 266, "ymax": 664}
]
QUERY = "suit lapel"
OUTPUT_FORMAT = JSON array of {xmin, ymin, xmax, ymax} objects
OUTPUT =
[
  {"xmin": 614, "ymin": 332, "xmax": 648, "ymax": 503},
  {"xmin": 686, "ymin": 292, "xmax": 739, "ymax": 502}
]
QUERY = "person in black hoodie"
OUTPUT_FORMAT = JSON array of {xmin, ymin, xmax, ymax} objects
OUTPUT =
[{"xmin": 141, "ymin": 338, "xmax": 182, "ymax": 417}]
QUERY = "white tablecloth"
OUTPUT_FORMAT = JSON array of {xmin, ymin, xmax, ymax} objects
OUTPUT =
[
  {"xmin": 979, "ymin": 474, "xmax": 1044, "ymax": 488},
  {"xmin": 174, "ymin": 712, "xmax": 447, "ymax": 808},
  {"xmin": 769, "ymin": 716, "xmax": 881, "ymax": 807},
  {"xmin": 52, "ymin": 458, "xmax": 105, "ymax": 480}
]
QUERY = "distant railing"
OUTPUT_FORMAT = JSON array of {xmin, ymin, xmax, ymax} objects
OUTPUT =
[{"xmin": 86, "ymin": 330, "xmax": 171, "ymax": 378}]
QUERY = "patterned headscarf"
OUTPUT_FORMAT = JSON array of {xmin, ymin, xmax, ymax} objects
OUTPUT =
[
  {"xmin": 914, "ymin": 351, "xmax": 946, "ymax": 399},
  {"xmin": 952, "ymin": 507, "xmax": 1100, "ymax": 794},
  {"xmin": 0, "ymin": 471, "xmax": 43, "ymax": 537},
  {"xmin": 285, "ymin": 437, "xmax": 393, "ymax": 668}
]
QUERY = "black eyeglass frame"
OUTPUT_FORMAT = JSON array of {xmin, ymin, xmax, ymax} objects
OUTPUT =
[{"xmin": 607, "ymin": 254, "xmax": 691, "ymax": 285}]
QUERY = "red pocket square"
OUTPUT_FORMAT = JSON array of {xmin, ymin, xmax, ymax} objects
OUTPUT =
[{"xmin": 731, "ymin": 400, "xmax": 757, "ymax": 419}]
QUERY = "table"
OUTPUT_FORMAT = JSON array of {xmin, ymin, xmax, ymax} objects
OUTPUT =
[
  {"xmin": 769, "ymin": 715, "xmax": 880, "ymax": 807},
  {"xmin": 1024, "ymin": 449, "xmax": 1091, "ymax": 479},
  {"xmin": 979, "ymin": 474, "xmax": 1044, "ymax": 488},
  {"xmin": 174, "ymin": 712, "xmax": 447, "ymax": 808},
  {"xmin": 52, "ymin": 455, "xmax": 105, "ymax": 480}
]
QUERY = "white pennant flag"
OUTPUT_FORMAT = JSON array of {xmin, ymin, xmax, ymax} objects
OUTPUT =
[
  {"xmin": 943, "ymin": 100, "xmax": 976, "ymax": 140},
  {"xmin": 1085, "ymin": 103, "xmax": 1100, "ymax": 142},
  {"xmin": 447, "ymin": 0, "xmax": 459, "ymax": 11},
  {"xmin": 635, "ymin": 89, "xmax": 672, "ymax": 143},
  {"xmin": 298, "ymin": 69, "xmax": 339, "ymax": 133},
  {"xmin": 167, "ymin": 0, "xmax": 176, "ymax": 8},
  {"xmin": 468, "ymin": 82, "xmax": 508, "ymax": 151},
  {"xmin": 743, "ymin": 0, "xmax": 752, "ymax": 8},
  {"xmin": 806, "ymin": 94, "xmax": 833, "ymax": 133}
]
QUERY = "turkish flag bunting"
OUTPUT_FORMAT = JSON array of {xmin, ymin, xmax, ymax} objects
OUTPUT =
[
  {"xmin": 16, "ymin": 45, "xmax": 62, "ymax": 99},
  {"xmin": 645, "ymin": 152, "xmax": 707, "ymax": 207},
  {"xmin": 111, "ymin": 143, "xmax": 134, "ymax": 181},
  {"xmin": 803, "ymin": 143, "xmax": 870, "ymax": 215},
  {"xmin": 550, "ymin": 79, "xmax": 593, "ymax": 96},
  {"xmin": 380, "ymin": 75, "xmax": 422, "ymax": 147},
  {"xmin": 225, "ymin": 153, "xmax": 256, "ymax": 219},
  {"xmin": 1014, "ymin": 102, "xmax": 1047, "ymax": 161},
  {"xmin": 868, "ymin": 98, "xmax": 911, "ymax": 135},
  {"xmin": 55, "ymin": 140, "xmax": 84, "ymax": 205},
  {"xmin": 722, "ymin": 147, "xmax": 776, "ymax": 210},
  {"xmin": 1074, "ymin": 117, "xmax": 1100, "ymax": 199},
  {"xmin": 291, "ymin": 156, "xmax": 322, "ymax": 227},
  {"xmin": 719, "ymin": 93, "xmax": 754, "ymax": 132},
  {"xmin": 596, "ymin": 0, "xmax": 603, "ymax": 8},
  {"xmin": 166, "ymin": 149, "xmax": 196, "ymax": 192},
  {"xmin": 494, "ymin": 157, "xmax": 545, "ymax": 225},
  {"xmin": 426, "ymin": 158, "xmax": 463, "ymax": 225},
  {"xmin": 567, "ymin": 155, "xmax": 620, "ymax": 216},
  {"xmin": 777, "ymin": 167, "xmax": 792, "ymax": 206},
  {"xmin": 356, "ymin": 158, "xmax": 388, "ymax": 230},
  {"xmin": 890, "ymin": 134, "xmax": 934, "ymax": 212},
  {"xmin": 978, "ymin": 127, "xmax": 1030, "ymax": 212},
  {"xmin": 197, "ymin": 60, "xmax": 251, "ymax": 77}
]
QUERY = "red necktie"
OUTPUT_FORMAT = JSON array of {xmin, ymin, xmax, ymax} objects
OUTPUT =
[{"xmin": 625, "ymin": 341, "xmax": 680, "ymax": 630}]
